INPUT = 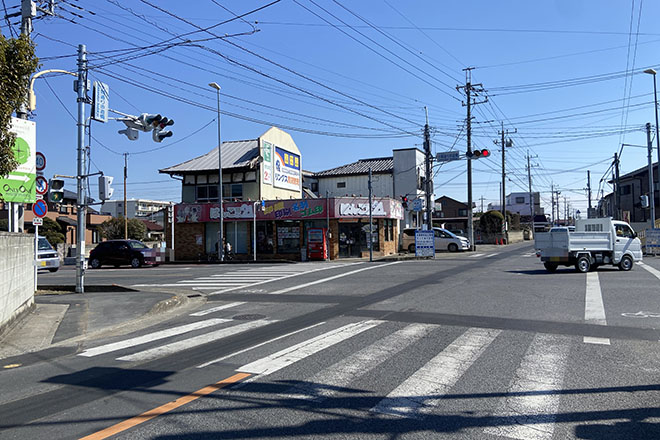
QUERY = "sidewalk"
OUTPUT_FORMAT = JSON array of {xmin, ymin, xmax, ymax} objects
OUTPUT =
[{"xmin": 0, "ymin": 286, "xmax": 200, "ymax": 361}]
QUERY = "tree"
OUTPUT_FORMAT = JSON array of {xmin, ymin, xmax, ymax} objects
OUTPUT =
[
  {"xmin": 25, "ymin": 216, "xmax": 65, "ymax": 244},
  {"xmin": 100, "ymin": 217, "xmax": 147, "ymax": 240},
  {"xmin": 0, "ymin": 35, "xmax": 39, "ymax": 178},
  {"xmin": 479, "ymin": 210, "xmax": 504, "ymax": 233}
]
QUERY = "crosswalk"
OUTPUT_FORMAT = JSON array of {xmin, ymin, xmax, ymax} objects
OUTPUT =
[
  {"xmin": 132, "ymin": 262, "xmax": 358, "ymax": 293},
  {"xmin": 76, "ymin": 308, "xmax": 620, "ymax": 435}
]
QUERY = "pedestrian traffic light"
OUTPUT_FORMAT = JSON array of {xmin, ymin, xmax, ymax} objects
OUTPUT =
[
  {"xmin": 401, "ymin": 195, "xmax": 409, "ymax": 209},
  {"xmin": 118, "ymin": 127, "xmax": 139, "ymax": 140},
  {"xmin": 466, "ymin": 149, "xmax": 491, "ymax": 159},
  {"xmin": 152, "ymin": 116, "xmax": 174, "ymax": 143},
  {"xmin": 98, "ymin": 175, "xmax": 114, "ymax": 201},
  {"xmin": 49, "ymin": 178, "xmax": 64, "ymax": 203}
]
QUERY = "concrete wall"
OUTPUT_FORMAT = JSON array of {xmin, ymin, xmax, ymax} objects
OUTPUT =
[{"xmin": 0, "ymin": 232, "xmax": 35, "ymax": 334}]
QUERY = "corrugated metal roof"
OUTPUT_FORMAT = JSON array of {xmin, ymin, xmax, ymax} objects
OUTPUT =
[
  {"xmin": 314, "ymin": 157, "xmax": 393, "ymax": 177},
  {"xmin": 159, "ymin": 139, "xmax": 259, "ymax": 174}
]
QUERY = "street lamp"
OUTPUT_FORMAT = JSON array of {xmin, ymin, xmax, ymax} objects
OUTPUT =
[
  {"xmin": 644, "ymin": 68, "xmax": 659, "ymax": 226},
  {"xmin": 209, "ymin": 82, "xmax": 223, "ymax": 261}
]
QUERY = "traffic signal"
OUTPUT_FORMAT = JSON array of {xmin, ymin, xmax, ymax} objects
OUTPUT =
[
  {"xmin": 118, "ymin": 127, "xmax": 139, "ymax": 140},
  {"xmin": 98, "ymin": 175, "xmax": 114, "ymax": 201},
  {"xmin": 138, "ymin": 113, "xmax": 162, "ymax": 129},
  {"xmin": 152, "ymin": 116, "xmax": 174, "ymax": 143},
  {"xmin": 49, "ymin": 178, "xmax": 64, "ymax": 203},
  {"xmin": 466, "ymin": 149, "xmax": 490, "ymax": 159},
  {"xmin": 401, "ymin": 195, "xmax": 409, "ymax": 209}
]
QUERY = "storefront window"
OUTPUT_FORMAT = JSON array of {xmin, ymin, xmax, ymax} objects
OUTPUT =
[
  {"xmin": 226, "ymin": 221, "xmax": 249, "ymax": 254},
  {"xmin": 384, "ymin": 219, "xmax": 394, "ymax": 241},
  {"xmin": 276, "ymin": 221, "xmax": 301, "ymax": 254},
  {"xmin": 361, "ymin": 220, "xmax": 379, "ymax": 251},
  {"xmin": 257, "ymin": 221, "xmax": 274, "ymax": 254}
]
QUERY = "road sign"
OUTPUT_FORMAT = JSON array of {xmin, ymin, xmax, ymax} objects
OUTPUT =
[
  {"xmin": 415, "ymin": 230, "xmax": 435, "ymax": 257},
  {"xmin": 0, "ymin": 118, "xmax": 36, "ymax": 203},
  {"xmin": 35, "ymin": 175, "xmax": 48, "ymax": 195},
  {"xmin": 92, "ymin": 81, "xmax": 109, "ymax": 123},
  {"xmin": 412, "ymin": 198, "xmax": 423, "ymax": 212},
  {"xmin": 35, "ymin": 152, "xmax": 46, "ymax": 171},
  {"xmin": 33, "ymin": 199, "xmax": 48, "ymax": 218},
  {"xmin": 32, "ymin": 217, "xmax": 43, "ymax": 226},
  {"xmin": 436, "ymin": 151, "xmax": 460, "ymax": 162}
]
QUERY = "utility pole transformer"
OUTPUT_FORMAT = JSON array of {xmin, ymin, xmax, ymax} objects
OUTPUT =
[{"xmin": 423, "ymin": 107, "xmax": 433, "ymax": 231}]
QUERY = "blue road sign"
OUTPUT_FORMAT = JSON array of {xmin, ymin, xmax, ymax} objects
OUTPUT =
[{"xmin": 33, "ymin": 199, "xmax": 48, "ymax": 218}]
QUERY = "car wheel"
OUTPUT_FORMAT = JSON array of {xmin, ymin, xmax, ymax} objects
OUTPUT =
[
  {"xmin": 448, "ymin": 243, "xmax": 458, "ymax": 252},
  {"xmin": 90, "ymin": 258, "xmax": 101, "ymax": 269},
  {"xmin": 575, "ymin": 256, "xmax": 591, "ymax": 273},
  {"xmin": 543, "ymin": 262, "xmax": 558, "ymax": 273},
  {"xmin": 48, "ymin": 268, "xmax": 59, "ymax": 273},
  {"xmin": 131, "ymin": 257, "xmax": 142, "ymax": 268},
  {"xmin": 618, "ymin": 255, "xmax": 633, "ymax": 271},
  {"xmin": 408, "ymin": 244, "xmax": 416, "ymax": 253}
]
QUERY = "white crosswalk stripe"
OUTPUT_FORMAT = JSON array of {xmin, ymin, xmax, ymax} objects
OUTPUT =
[
  {"xmin": 190, "ymin": 302, "xmax": 245, "ymax": 317},
  {"xmin": 371, "ymin": 327, "xmax": 501, "ymax": 418},
  {"xmin": 132, "ymin": 263, "xmax": 358, "ymax": 291},
  {"xmin": 237, "ymin": 320, "xmax": 383, "ymax": 375},
  {"xmin": 484, "ymin": 333, "xmax": 570, "ymax": 440}
]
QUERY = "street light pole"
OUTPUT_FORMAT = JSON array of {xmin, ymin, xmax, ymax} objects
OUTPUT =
[
  {"xmin": 209, "ymin": 82, "xmax": 223, "ymax": 261},
  {"xmin": 644, "ymin": 68, "xmax": 660, "ymax": 227}
]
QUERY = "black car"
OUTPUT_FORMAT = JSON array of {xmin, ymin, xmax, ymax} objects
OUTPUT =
[{"xmin": 89, "ymin": 240, "xmax": 159, "ymax": 268}]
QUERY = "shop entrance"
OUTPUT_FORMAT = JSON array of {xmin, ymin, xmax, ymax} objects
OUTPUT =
[{"xmin": 338, "ymin": 223, "xmax": 362, "ymax": 258}]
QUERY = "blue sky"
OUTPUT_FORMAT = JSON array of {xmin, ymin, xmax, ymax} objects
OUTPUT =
[{"xmin": 9, "ymin": 0, "xmax": 660, "ymax": 215}]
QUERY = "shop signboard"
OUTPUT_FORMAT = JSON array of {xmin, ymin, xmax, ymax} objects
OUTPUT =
[
  {"xmin": 175, "ymin": 199, "xmax": 327, "ymax": 223},
  {"xmin": 335, "ymin": 197, "xmax": 402, "ymax": 219},
  {"xmin": 261, "ymin": 140, "xmax": 273, "ymax": 185},
  {"xmin": 273, "ymin": 146, "xmax": 301, "ymax": 191},
  {"xmin": 0, "ymin": 118, "xmax": 36, "ymax": 203}
]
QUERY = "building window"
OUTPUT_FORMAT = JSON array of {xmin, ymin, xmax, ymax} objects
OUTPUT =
[
  {"xmin": 620, "ymin": 185, "xmax": 631, "ymax": 195},
  {"xmin": 232, "ymin": 172, "xmax": 244, "ymax": 182},
  {"xmin": 384, "ymin": 219, "xmax": 394, "ymax": 241},
  {"xmin": 276, "ymin": 221, "xmax": 300, "ymax": 253},
  {"xmin": 337, "ymin": 182, "xmax": 346, "ymax": 188},
  {"xmin": 59, "ymin": 205, "xmax": 68, "ymax": 214},
  {"xmin": 257, "ymin": 221, "xmax": 274, "ymax": 254},
  {"xmin": 197, "ymin": 175, "xmax": 208, "ymax": 184},
  {"xmin": 196, "ymin": 185, "xmax": 218, "ymax": 202},
  {"xmin": 458, "ymin": 209, "xmax": 467, "ymax": 217},
  {"xmin": 184, "ymin": 175, "xmax": 195, "ymax": 184},
  {"xmin": 223, "ymin": 183, "xmax": 243, "ymax": 200},
  {"xmin": 244, "ymin": 171, "xmax": 257, "ymax": 182},
  {"xmin": 311, "ymin": 182, "xmax": 319, "ymax": 192},
  {"xmin": 515, "ymin": 197, "xmax": 526, "ymax": 204}
]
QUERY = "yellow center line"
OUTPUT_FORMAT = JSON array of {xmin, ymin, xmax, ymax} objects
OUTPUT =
[{"xmin": 79, "ymin": 372, "xmax": 251, "ymax": 440}]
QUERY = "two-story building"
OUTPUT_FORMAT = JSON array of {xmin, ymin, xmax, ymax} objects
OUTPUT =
[
  {"xmin": 101, "ymin": 199, "xmax": 173, "ymax": 226},
  {"xmin": 488, "ymin": 192, "xmax": 543, "ymax": 221},
  {"xmin": 432, "ymin": 195, "xmax": 469, "ymax": 233}
]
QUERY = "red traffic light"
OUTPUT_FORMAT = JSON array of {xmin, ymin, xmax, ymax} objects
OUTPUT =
[{"xmin": 481, "ymin": 148, "xmax": 490, "ymax": 157}]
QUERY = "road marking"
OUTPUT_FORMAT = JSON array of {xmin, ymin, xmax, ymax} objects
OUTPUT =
[
  {"xmin": 269, "ymin": 262, "xmax": 401, "ymax": 295},
  {"xmin": 639, "ymin": 261, "xmax": 660, "ymax": 280},
  {"xmin": 286, "ymin": 323, "xmax": 437, "ymax": 402},
  {"xmin": 584, "ymin": 272, "xmax": 610, "ymax": 345},
  {"xmin": 237, "ymin": 320, "xmax": 383, "ymax": 375},
  {"xmin": 483, "ymin": 252, "xmax": 500, "ymax": 258},
  {"xmin": 371, "ymin": 327, "xmax": 500, "ymax": 418},
  {"xmin": 190, "ymin": 302, "xmax": 245, "ymax": 317},
  {"xmin": 79, "ymin": 372, "xmax": 250, "ymax": 440},
  {"xmin": 484, "ymin": 333, "xmax": 569, "ymax": 440},
  {"xmin": 197, "ymin": 322, "xmax": 326, "ymax": 369},
  {"xmin": 117, "ymin": 319, "xmax": 276, "ymax": 362},
  {"xmin": 469, "ymin": 253, "xmax": 485, "ymax": 258},
  {"xmin": 78, "ymin": 319, "xmax": 231, "ymax": 357}
]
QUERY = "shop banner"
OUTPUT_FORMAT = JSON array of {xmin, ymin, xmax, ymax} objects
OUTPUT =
[
  {"xmin": 335, "ymin": 197, "xmax": 404, "ymax": 219},
  {"xmin": 261, "ymin": 140, "xmax": 273, "ymax": 185},
  {"xmin": 0, "ymin": 118, "xmax": 36, "ymax": 203},
  {"xmin": 176, "ymin": 199, "xmax": 328, "ymax": 223},
  {"xmin": 273, "ymin": 146, "xmax": 300, "ymax": 191}
]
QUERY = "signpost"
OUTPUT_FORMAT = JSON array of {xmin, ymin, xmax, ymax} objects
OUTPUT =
[
  {"xmin": 415, "ymin": 230, "xmax": 435, "ymax": 258},
  {"xmin": 436, "ymin": 151, "xmax": 461, "ymax": 163}
]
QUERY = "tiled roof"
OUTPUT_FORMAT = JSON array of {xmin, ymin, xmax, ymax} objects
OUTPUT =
[
  {"xmin": 140, "ymin": 220, "xmax": 164, "ymax": 231},
  {"xmin": 314, "ymin": 157, "xmax": 393, "ymax": 177},
  {"xmin": 159, "ymin": 139, "xmax": 259, "ymax": 174}
]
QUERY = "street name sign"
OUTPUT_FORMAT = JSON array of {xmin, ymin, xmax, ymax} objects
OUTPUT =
[{"xmin": 436, "ymin": 151, "xmax": 460, "ymax": 163}]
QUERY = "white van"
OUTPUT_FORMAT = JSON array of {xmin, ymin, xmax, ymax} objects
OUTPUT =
[{"xmin": 402, "ymin": 227, "xmax": 470, "ymax": 253}]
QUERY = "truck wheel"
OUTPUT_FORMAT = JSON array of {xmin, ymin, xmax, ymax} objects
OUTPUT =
[
  {"xmin": 575, "ymin": 256, "xmax": 591, "ymax": 273},
  {"xmin": 543, "ymin": 262, "xmax": 558, "ymax": 272},
  {"xmin": 618, "ymin": 255, "xmax": 633, "ymax": 271}
]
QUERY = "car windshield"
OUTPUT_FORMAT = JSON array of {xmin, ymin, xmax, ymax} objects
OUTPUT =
[
  {"xmin": 128, "ymin": 241, "xmax": 148, "ymax": 249},
  {"xmin": 38, "ymin": 238, "xmax": 53, "ymax": 251},
  {"xmin": 443, "ymin": 230, "xmax": 458, "ymax": 238}
]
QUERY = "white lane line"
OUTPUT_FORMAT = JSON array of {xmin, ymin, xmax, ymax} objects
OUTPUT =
[
  {"xmin": 117, "ymin": 319, "xmax": 276, "ymax": 362},
  {"xmin": 371, "ymin": 328, "xmax": 500, "ymax": 419},
  {"xmin": 190, "ymin": 302, "xmax": 245, "ymax": 317},
  {"xmin": 639, "ymin": 261, "xmax": 660, "ymax": 280},
  {"xmin": 197, "ymin": 322, "xmax": 326, "ymax": 368},
  {"xmin": 177, "ymin": 281, "xmax": 250, "ymax": 284},
  {"xmin": 584, "ymin": 272, "xmax": 610, "ymax": 345},
  {"xmin": 469, "ymin": 253, "xmax": 485, "ymax": 258},
  {"xmin": 133, "ymin": 283, "xmax": 244, "ymax": 287},
  {"xmin": 208, "ymin": 262, "xmax": 362, "ymax": 295},
  {"xmin": 237, "ymin": 320, "xmax": 383, "ymax": 375},
  {"xmin": 269, "ymin": 262, "xmax": 401, "ymax": 295},
  {"xmin": 483, "ymin": 253, "xmax": 500, "ymax": 258},
  {"xmin": 285, "ymin": 323, "xmax": 437, "ymax": 401},
  {"xmin": 484, "ymin": 333, "xmax": 570, "ymax": 440},
  {"xmin": 78, "ymin": 319, "xmax": 230, "ymax": 357}
]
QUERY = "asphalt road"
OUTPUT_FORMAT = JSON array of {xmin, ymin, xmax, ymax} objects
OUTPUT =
[{"xmin": 2, "ymin": 243, "xmax": 660, "ymax": 439}]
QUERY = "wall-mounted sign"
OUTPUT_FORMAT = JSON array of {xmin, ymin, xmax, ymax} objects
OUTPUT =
[
  {"xmin": 339, "ymin": 201, "xmax": 386, "ymax": 217},
  {"xmin": 0, "ymin": 118, "xmax": 36, "ymax": 203},
  {"xmin": 261, "ymin": 140, "xmax": 273, "ymax": 185},
  {"xmin": 273, "ymin": 146, "xmax": 300, "ymax": 191}
]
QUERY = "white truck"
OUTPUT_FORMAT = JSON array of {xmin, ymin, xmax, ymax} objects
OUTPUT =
[{"xmin": 535, "ymin": 218, "xmax": 643, "ymax": 273}]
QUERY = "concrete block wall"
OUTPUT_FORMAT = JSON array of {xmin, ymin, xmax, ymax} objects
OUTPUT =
[{"xmin": 0, "ymin": 232, "xmax": 35, "ymax": 334}]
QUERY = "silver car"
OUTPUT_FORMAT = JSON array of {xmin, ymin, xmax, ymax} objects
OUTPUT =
[
  {"xmin": 37, "ymin": 236, "xmax": 60, "ymax": 273},
  {"xmin": 402, "ymin": 227, "xmax": 470, "ymax": 253}
]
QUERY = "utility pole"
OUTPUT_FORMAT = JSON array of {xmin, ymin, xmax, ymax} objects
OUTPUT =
[
  {"xmin": 457, "ymin": 68, "xmax": 486, "ymax": 251},
  {"xmin": 563, "ymin": 196, "xmax": 567, "ymax": 224},
  {"xmin": 75, "ymin": 44, "xmax": 88, "ymax": 294},
  {"xmin": 123, "ymin": 153, "xmax": 128, "ymax": 239},
  {"xmin": 495, "ymin": 123, "xmax": 516, "ymax": 231},
  {"xmin": 550, "ymin": 185, "xmax": 555, "ymax": 224},
  {"xmin": 587, "ymin": 170, "xmax": 592, "ymax": 211},
  {"xmin": 368, "ymin": 167, "xmax": 373, "ymax": 262},
  {"xmin": 478, "ymin": 195, "xmax": 486, "ymax": 213},
  {"xmin": 423, "ymin": 107, "xmax": 433, "ymax": 231},
  {"xmin": 526, "ymin": 152, "xmax": 534, "ymax": 223},
  {"xmin": 647, "ymin": 122, "xmax": 656, "ymax": 226},
  {"xmin": 614, "ymin": 153, "xmax": 621, "ymax": 220}
]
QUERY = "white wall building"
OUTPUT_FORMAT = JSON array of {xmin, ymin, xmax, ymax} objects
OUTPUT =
[
  {"xmin": 101, "ymin": 199, "xmax": 173, "ymax": 223},
  {"xmin": 488, "ymin": 192, "xmax": 544, "ymax": 217}
]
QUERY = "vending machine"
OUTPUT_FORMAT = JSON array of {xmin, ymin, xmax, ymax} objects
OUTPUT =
[{"xmin": 307, "ymin": 228, "xmax": 328, "ymax": 260}]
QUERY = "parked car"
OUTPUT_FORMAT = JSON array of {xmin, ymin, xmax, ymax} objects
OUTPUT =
[
  {"xmin": 37, "ymin": 236, "xmax": 60, "ymax": 273},
  {"xmin": 89, "ymin": 239, "xmax": 161, "ymax": 269},
  {"xmin": 402, "ymin": 227, "xmax": 470, "ymax": 253}
]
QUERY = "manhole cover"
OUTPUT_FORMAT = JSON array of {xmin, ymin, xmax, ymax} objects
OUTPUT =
[{"xmin": 233, "ymin": 314, "xmax": 266, "ymax": 321}]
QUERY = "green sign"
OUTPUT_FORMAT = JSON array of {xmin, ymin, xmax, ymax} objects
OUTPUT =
[{"xmin": 0, "ymin": 118, "xmax": 36, "ymax": 203}]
